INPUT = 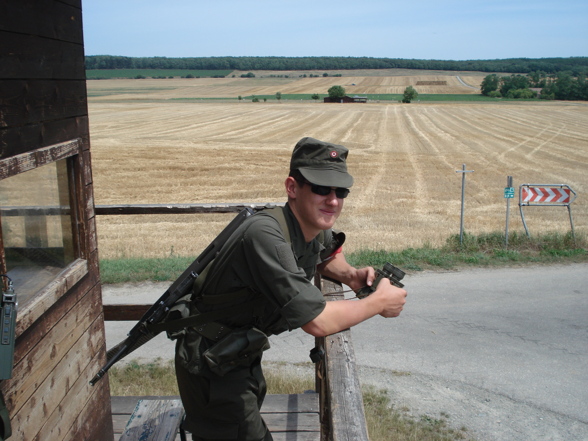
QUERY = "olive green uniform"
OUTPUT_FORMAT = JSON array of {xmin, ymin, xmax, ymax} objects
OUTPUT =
[{"xmin": 174, "ymin": 204, "xmax": 335, "ymax": 441}]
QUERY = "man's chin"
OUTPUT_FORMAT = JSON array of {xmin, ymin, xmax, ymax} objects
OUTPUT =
[{"xmin": 317, "ymin": 214, "xmax": 338, "ymax": 230}]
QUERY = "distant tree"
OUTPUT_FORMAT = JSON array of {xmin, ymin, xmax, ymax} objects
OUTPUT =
[
  {"xmin": 528, "ymin": 71, "xmax": 547, "ymax": 88},
  {"xmin": 506, "ymin": 88, "xmax": 537, "ymax": 99},
  {"xmin": 328, "ymin": 85, "xmax": 346, "ymax": 100},
  {"xmin": 323, "ymin": 73, "xmax": 329, "ymax": 77},
  {"xmin": 500, "ymin": 75, "xmax": 530, "ymax": 96},
  {"xmin": 311, "ymin": 93, "xmax": 320, "ymax": 102},
  {"xmin": 275, "ymin": 92, "xmax": 282, "ymax": 101},
  {"xmin": 481, "ymin": 74, "xmax": 500, "ymax": 96},
  {"xmin": 402, "ymin": 86, "xmax": 418, "ymax": 103}
]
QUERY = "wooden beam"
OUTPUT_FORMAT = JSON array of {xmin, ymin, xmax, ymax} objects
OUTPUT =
[
  {"xmin": 0, "ymin": 138, "xmax": 81, "ymax": 179},
  {"xmin": 0, "ymin": 0, "xmax": 83, "ymax": 42},
  {"xmin": 95, "ymin": 203, "xmax": 284, "ymax": 216},
  {"xmin": 0, "ymin": 31, "xmax": 85, "ymax": 79},
  {"xmin": 103, "ymin": 304, "xmax": 151, "ymax": 321},
  {"xmin": 316, "ymin": 279, "xmax": 369, "ymax": 441},
  {"xmin": 0, "ymin": 116, "xmax": 89, "ymax": 159},
  {"xmin": 0, "ymin": 79, "xmax": 88, "ymax": 127}
]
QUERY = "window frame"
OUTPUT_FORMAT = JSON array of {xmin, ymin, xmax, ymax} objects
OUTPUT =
[{"xmin": 0, "ymin": 139, "xmax": 89, "ymax": 331}]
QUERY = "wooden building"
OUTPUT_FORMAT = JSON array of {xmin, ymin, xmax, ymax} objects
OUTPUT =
[
  {"xmin": 323, "ymin": 95, "xmax": 368, "ymax": 103},
  {"xmin": 0, "ymin": 1, "xmax": 113, "ymax": 440}
]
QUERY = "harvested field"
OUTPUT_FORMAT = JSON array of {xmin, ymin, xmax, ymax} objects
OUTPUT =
[
  {"xmin": 87, "ymin": 77, "xmax": 588, "ymax": 259},
  {"xmin": 87, "ymin": 73, "xmax": 483, "ymax": 101}
]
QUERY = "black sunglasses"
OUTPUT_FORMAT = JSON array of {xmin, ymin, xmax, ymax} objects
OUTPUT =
[{"xmin": 298, "ymin": 179, "xmax": 350, "ymax": 199}]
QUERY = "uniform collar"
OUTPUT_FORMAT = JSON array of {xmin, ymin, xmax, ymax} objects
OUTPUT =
[{"xmin": 284, "ymin": 203, "xmax": 324, "ymax": 256}]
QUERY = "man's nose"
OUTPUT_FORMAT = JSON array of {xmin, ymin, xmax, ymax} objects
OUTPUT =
[{"xmin": 325, "ymin": 191, "xmax": 340, "ymax": 205}]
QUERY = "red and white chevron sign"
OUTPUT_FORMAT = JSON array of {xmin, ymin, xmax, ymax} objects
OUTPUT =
[{"xmin": 521, "ymin": 186, "xmax": 572, "ymax": 204}]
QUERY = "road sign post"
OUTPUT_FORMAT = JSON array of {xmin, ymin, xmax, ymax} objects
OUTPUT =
[
  {"xmin": 505, "ymin": 176, "xmax": 514, "ymax": 247},
  {"xmin": 455, "ymin": 164, "xmax": 474, "ymax": 246}
]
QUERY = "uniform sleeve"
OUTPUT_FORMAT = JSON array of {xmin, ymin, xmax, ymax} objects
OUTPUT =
[{"xmin": 240, "ymin": 215, "xmax": 326, "ymax": 330}]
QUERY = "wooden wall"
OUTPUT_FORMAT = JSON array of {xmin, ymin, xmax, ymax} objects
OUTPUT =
[{"xmin": 0, "ymin": 1, "xmax": 113, "ymax": 440}]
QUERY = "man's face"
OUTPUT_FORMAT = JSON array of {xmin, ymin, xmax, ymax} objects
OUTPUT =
[{"xmin": 286, "ymin": 177, "xmax": 345, "ymax": 240}]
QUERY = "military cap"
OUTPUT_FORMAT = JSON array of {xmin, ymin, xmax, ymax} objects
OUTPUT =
[{"xmin": 290, "ymin": 137, "xmax": 354, "ymax": 188}]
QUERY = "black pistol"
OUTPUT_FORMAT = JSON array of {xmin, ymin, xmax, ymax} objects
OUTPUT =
[{"xmin": 356, "ymin": 262, "xmax": 405, "ymax": 299}]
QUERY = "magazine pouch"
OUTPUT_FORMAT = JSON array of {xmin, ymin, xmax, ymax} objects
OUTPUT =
[{"xmin": 203, "ymin": 327, "xmax": 270, "ymax": 376}]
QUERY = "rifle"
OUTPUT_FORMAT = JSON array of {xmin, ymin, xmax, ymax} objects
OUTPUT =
[
  {"xmin": 356, "ymin": 262, "xmax": 405, "ymax": 299},
  {"xmin": 90, "ymin": 207, "xmax": 255, "ymax": 385}
]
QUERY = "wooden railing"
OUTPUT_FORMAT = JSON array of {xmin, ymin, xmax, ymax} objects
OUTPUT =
[
  {"xmin": 314, "ymin": 278, "xmax": 370, "ymax": 441},
  {"xmin": 98, "ymin": 203, "xmax": 369, "ymax": 441}
]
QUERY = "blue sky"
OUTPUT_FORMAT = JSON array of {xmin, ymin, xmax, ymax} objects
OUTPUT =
[{"xmin": 82, "ymin": 0, "xmax": 587, "ymax": 60}]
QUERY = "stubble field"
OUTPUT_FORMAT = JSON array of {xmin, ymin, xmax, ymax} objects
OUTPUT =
[{"xmin": 87, "ymin": 73, "xmax": 588, "ymax": 259}]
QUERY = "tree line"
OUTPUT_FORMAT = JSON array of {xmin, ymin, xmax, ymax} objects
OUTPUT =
[
  {"xmin": 481, "ymin": 72, "xmax": 588, "ymax": 100},
  {"xmin": 85, "ymin": 55, "xmax": 588, "ymax": 75}
]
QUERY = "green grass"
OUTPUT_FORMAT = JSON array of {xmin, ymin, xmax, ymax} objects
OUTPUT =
[
  {"xmin": 363, "ymin": 385, "xmax": 474, "ymax": 441},
  {"xmin": 99, "ymin": 231, "xmax": 587, "ymax": 284},
  {"xmin": 100, "ymin": 256, "xmax": 194, "ymax": 284},
  {"xmin": 86, "ymin": 69, "xmax": 233, "ymax": 79},
  {"xmin": 109, "ymin": 360, "xmax": 475, "ymax": 440},
  {"xmin": 347, "ymin": 230, "xmax": 586, "ymax": 271}
]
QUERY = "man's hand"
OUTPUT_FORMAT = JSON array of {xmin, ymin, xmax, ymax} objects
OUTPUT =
[
  {"xmin": 347, "ymin": 266, "xmax": 376, "ymax": 292},
  {"xmin": 318, "ymin": 251, "xmax": 377, "ymax": 291},
  {"xmin": 369, "ymin": 278, "xmax": 407, "ymax": 317},
  {"xmin": 302, "ymin": 274, "xmax": 408, "ymax": 337}
]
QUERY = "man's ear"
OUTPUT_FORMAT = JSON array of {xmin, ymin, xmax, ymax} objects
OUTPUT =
[{"xmin": 285, "ymin": 176, "xmax": 298, "ymax": 199}]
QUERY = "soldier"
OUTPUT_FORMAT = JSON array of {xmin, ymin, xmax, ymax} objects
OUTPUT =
[{"xmin": 174, "ymin": 137, "xmax": 407, "ymax": 441}]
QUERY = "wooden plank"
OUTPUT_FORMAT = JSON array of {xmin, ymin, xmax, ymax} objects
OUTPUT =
[
  {"xmin": 33, "ymin": 352, "xmax": 110, "ymax": 441},
  {"xmin": 120, "ymin": 399, "xmax": 184, "ymax": 441},
  {"xmin": 0, "ymin": 117, "xmax": 89, "ymax": 160},
  {"xmin": 71, "ymin": 378, "xmax": 114, "ymax": 441},
  {"xmin": 0, "ymin": 0, "xmax": 83, "ymax": 42},
  {"xmin": 111, "ymin": 396, "xmax": 182, "ymax": 436},
  {"xmin": 0, "ymin": 79, "xmax": 87, "ymax": 127},
  {"xmin": 113, "ymin": 414, "xmax": 131, "ymax": 436},
  {"xmin": 264, "ymin": 412, "xmax": 320, "ymax": 433},
  {"xmin": 111, "ymin": 394, "xmax": 319, "ymax": 415},
  {"xmin": 95, "ymin": 203, "xmax": 284, "ymax": 215},
  {"xmin": 112, "ymin": 395, "xmax": 320, "ymax": 441},
  {"xmin": 270, "ymin": 433, "xmax": 319, "ymax": 441},
  {"xmin": 14, "ymin": 257, "xmax": 88, "ymax": 336},
  {"xmin": 6, "ymin": 279, "xmax": 101, "ymax": 413},
  {"xmin": 8, "ymin": 316, "xmax": 105, "ymax": 440},
  {"xmin": 10, "ymin": 259, "xmax": 98, "ymax": 368},
  {"xmin": 0, "ymin": 31, "xmax": 85, "ymax": 79},
  {"xmin": 104, "ymin": 304, "xmax": 152, "ymax": 321},
  {"xmin": 259, "ymin": 393, "xmax": 319, "ymax": 414},
  {"xmin": 0, "ymin": 138, "xmax": 81, "ymax": 180},
  {"xmin": 317, "ymin": 279, "xmax": 370, "ymax": 441}
]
